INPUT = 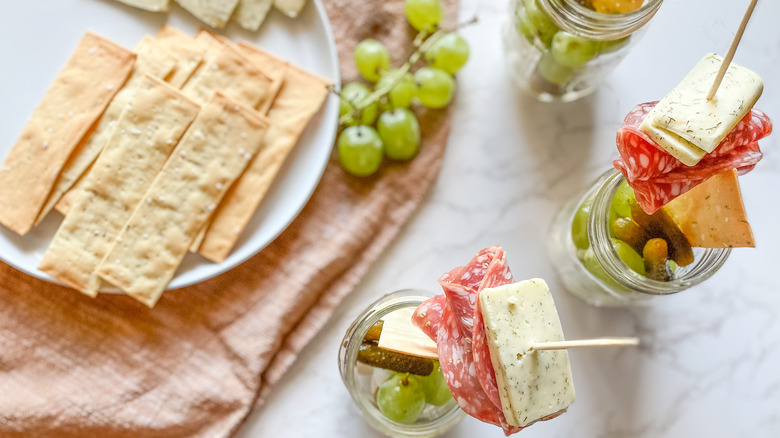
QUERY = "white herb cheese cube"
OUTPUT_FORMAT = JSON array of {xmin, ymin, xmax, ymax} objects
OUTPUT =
[
  {"xmin": 640, "ymin": 53, "xmax": 763, "ymax": 165},
  {"xmin": 479, "ymin": 279, "xmax": 575, "ymax": 427}
]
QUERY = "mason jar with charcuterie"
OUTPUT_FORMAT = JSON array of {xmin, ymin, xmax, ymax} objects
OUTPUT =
[
  {"xmin": 549, "ymin": 53, "xmax": 773, "ymax": 306},
  {"xmin": 502, "ymin": 0, "xmax": 663, "ymax": 102}
]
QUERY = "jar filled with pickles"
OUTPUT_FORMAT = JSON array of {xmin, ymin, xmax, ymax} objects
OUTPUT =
[
  {"xmin": 548, "ymin": 169, "xmax": 731, "ymax": 306},
  {"xmin": 502, "ymin": 0, "xmax": 664, "ymax": 102},
  {"xmin": 338, "ymin": 291, "xmax": 465, "ymax": 437}
]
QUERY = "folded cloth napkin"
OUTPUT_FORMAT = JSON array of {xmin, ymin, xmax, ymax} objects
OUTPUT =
[{"xmin": 0, "ymin": 0, "xmax": 458, "ymax": 436}]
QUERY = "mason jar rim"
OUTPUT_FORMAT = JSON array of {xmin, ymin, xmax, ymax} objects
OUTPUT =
[
  {"xmin": 540, "ymin": 0, "xmax": 664, "ymax": 40},
  {"xmin": 338, "ymin": 290, "xmax": 465, "ymax": 438},
  {"xmin": 588, "ymin": 169, "xmax": 731, "ymax": 295}
]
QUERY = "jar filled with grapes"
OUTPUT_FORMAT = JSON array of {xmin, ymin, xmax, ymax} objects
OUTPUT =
[
  {"xmin": 502, "ymin": 0, "xmax": 663, "ymax": 102},
  {"xmin": 548, "ymin": 169, "xmax": 731, "ymax": 306},
  {"xmin": 338, "ymin": 290, "xmax": 465, "ymax": 437}
]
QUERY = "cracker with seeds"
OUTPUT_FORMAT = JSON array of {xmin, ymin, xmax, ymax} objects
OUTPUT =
[
  {"xmin": 97, "ymin": 94, "xmax": 269, "ymax": 307},
  {"xmin": 39, "ymin": 76, "xmax": 199, "ymax": 296},
  {"xmin": 196, "ymin": 65, "xmax": 328, "ymax": 262},
  {"xmin": 0, "ymin": 33, "xmax": 135, "ymax": 236},
  {"xmin": 174, "ymin": 0, "xmax": 240, "ymax": 28},
  {"xmin": 36, "ymin": 35, "xmax": 178, "ymax": 224}
]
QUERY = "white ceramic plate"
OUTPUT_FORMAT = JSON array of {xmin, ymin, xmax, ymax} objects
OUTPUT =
[{"xmin": 0, "ymin": 0, "xmax": 340, "ymax": 291}]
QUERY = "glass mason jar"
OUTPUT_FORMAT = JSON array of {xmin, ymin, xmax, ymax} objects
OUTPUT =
[
  {"xmin": 338, "ymin": 290, "xmax": 465, "ymax": 437},
  {"xmin": 502, "ymin": 0, "xmax": 664, "ymax": 102},
  {"xmin": 548, "ymin": 169, "xmax": 731, "ymax": 306}
]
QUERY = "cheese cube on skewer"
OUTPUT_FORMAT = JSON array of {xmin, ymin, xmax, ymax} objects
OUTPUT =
[
  {"xmin": 479, "ymin": 279, "xmax": 575, "ymax": 428},
  {"xmin": 640, "ymin": 53, "xmax": 763, "ymax": 166}
]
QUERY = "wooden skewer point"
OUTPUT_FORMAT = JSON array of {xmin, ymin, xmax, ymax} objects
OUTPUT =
[
  {"xmin": 707, "ymin": 0, "xmax": 759, "ymax": 100},
  {"xmin": 531, "ymin": 337, "xmax": 639, "ymax": 351}
]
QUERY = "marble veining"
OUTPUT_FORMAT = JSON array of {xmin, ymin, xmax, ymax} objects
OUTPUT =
[{"xmin": 237, "ymin": 0, "xmax": 780, "ymax": 436}]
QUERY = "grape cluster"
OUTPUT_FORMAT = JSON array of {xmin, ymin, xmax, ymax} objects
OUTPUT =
[
  {"xmin": 376, "ymin": 361, "xmax": 452, "ymax": 424},
  {"xmin": 337, "ymin": 0, "xmax": 470, "ymax": 177}
]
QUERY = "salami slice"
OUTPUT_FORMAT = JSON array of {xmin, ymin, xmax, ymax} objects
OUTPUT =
[
  {"xmin": 616, "ymin": 102, "xmax": 772, "ymax": 182},
  {"xmin": 412, "ymin": 294, "xmax": 446, "ymax": 341},
  {"xmin": 473, "ymin": 249, "xmax": 514, "ymax": 411},
  {"xmin": 436, "ymin": 246, "xmax": 523, "ymax": 436}
]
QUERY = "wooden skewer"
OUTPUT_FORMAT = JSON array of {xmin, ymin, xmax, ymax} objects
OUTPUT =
[
  {"xmin": 707, "ymin": 0, "xmax": 759, "ymax": 100},
  {"xmin": 531, "ymin": 337, "xmax": 639, "ymax": 351}
]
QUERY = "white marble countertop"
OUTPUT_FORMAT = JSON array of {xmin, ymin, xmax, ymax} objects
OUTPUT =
[{"xmin": 237, "ymin": 0, "xmax": 780, "ymax": 436}]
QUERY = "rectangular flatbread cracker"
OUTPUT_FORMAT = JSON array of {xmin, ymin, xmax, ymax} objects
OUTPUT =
[
  {"xmin": 174, "ymin": 0, "xmax": 240, "ymax": 28},
  {"xmin": 114, "ymin": 0, "xmax": 171, "ymax": 11},
  {"xmin": 196, "ymin": 64, "xmax": 329, "ymax": 262},
  {"xmin": 187, "ymin": 42, "xmax": 288, "ymax": 253},
  {"xmin": 36, "ymin": 35, "xmax": 178, "ymax": 225},
  {"xmin": 155, "ymin": 25, "xmax": 207, "ymax": 88},
  {"xmin": 0, "ymin": 32, "xmax": 135, "ymax": 235},
  {"xmin": 97, "ymin": 93, "xmax": 270, "ymax": 307},
  {"xmin": 237, "ymin": 41, "xmax": 288, "ymax": 114},
  {"xmin": 234, "ymin": 0, "xmax": 273, "ymax": 31},
  {"xmin": 664, "ymin": 169, "xmax": 755, "ymax": 248},
  {"xmin": 39, "ymin": 76, "xmax": 199, "ymax": 296},
  {"xmin": 181, "ymin": 41, "xmax": 273, "ymax": 107}
]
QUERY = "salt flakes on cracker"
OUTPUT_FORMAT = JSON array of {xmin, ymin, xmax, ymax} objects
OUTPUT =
[{"xmin": 0, "ymin": 33, "xmax": 135, "ymax": 236}]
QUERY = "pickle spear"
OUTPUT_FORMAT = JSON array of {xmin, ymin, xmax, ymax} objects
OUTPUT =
[
  {"xmin": 358, "ymin": 343, "xmax": 434, "ymax": 376},
  {"xmin": 630, "ymin": 201, "xmax": 694, "ymax": 266},
  {"xmin": 643, "ymin": 238, "xmax": 673, "ymax": 281}
]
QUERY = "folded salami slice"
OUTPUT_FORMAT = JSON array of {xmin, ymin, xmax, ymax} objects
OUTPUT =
[
  {"xmin": 616, "ymin": 102, "xmax": 772, "ymax": 182},
  {"xmin": 414, "ymin": 246, "xmax": 524, "ymax": 435}
]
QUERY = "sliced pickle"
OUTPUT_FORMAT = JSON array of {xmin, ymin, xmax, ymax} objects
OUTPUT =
[
  {"xmin": 357, "ymin": 343, "xmax": 434, "ymax": 376},
  {"xmin": 612, "ymin": 217, "xmax": 650, "ymax": 255},
  {"xmin": 643, "ymin": 238, "xmax": 673, "ymax": 281},
  {"xmin": 364, "ymin": 320, "xmax": 383, "ymax": 343},
  {"xmin": 630, "ymin": 201, "xmax": 694, "ymax": 266}
]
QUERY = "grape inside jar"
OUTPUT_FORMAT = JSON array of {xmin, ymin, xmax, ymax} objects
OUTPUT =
[
  {"xmin": 502, "ymin": 0, "xmax": 663, "ymax": 102},
  {"xmin": 338, "ymin": 291, "xmax": 465, "ymax": 437},
  {"xmin": 548, "ymin": 170, "xmax": 731, "ymax": 306}
]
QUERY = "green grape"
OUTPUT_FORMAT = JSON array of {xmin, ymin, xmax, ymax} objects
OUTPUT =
[
  {"xmin": 582, "ymin": 247, "xmax": 626, "ymax": 292},
  {"xmin": 515, "ymin": 8, "xmax": 534, "ymax": 42},
  {"xmin": 420, "ymin": 361, "xmax": 452, "ymax": 406},
  {"xmin": 354, "ymin": 39, "xmax": 390, "ymax": 83},
  {"xmin": 571, "ymin": 199, "xmax": 591, "ymax": 250},
  {"xmin": 405, "ymin": 0, "xmax": 443, "ymax": 32},
  {"xmin": 611, "ymin": 238, "xmax": 646, "ymax": 275},
  {"xmin": 551, "ymin": 31, "xmax": 599, "ymax": 68},
  {"xmin": 599, "ymin": 36, "xmax": 631, "ymax": 54},
  {"xmin": 378, "ymin": 109, "xmax": 420, "ymax": 160},
  {"xmin": 340, "ymin": 83, "xmax": 378, "ymax": 126},
  {"xmin": 414, "ymin": 67, "xmax": 455, "ymax": 109},
  {"xmin": 524, "ymin": 0, "xmax": 559, "ymax": 47},
  {"xmin": 610, "ymin": 181, "xmax": 635, "ymax": 219},
  {"xmin": 377, "ymin": 70, "xmax": 416, "ymax": 109},
  {"xmin": 376, "ymin": 373, "xmax": 427, "ymax": 424},
  {"xmin": 337, "ymin": 126, "xmax": 383, "ymax": 177},
  {"xmin": 537, "ymin": 52, "xmax": 573, "ymax": 85},
  {"xmin": 425, "ymin": 33, "xmax": 470, "ymax": 75}
]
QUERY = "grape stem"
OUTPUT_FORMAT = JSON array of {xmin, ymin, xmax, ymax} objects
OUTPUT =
[{"xmin": 336, "ymin": 16, "xmax": 478, "ymax": 126}]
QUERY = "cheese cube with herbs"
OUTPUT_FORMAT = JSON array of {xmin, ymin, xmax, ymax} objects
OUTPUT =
[
  {"xmin": 479, "ymin": 279, "xmax": 575, "ymax": 427},
  {"xmin": 639, "ymin": 53, "xmax": 763, "ymax": 166}
]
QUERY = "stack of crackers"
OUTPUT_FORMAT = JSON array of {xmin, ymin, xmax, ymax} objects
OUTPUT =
[
  {"xmin": 115, "ymin": 0, "xmax": 307, "ymax": 31},
  {"xmin": 0, "ymin": 27, "xmax": 330, "ymax": 307}
]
